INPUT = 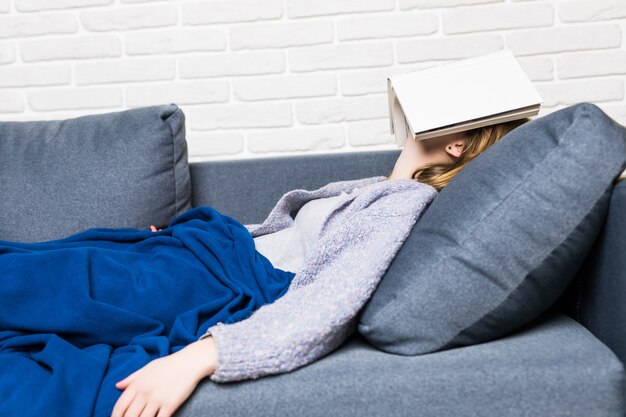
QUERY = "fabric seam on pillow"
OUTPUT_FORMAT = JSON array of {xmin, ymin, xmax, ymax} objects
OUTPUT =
[
  {"xmin": 445, "ymin": 181, "xmax": 612, "ymax": 348},
  {"xmin": 374, "ymin": 107, "xmax": 586, "ymax": 327},
  {"xmin": 377, "ymin": 133, "xmax": 564, "ymax": 326},
  {"xmin": 439, "ymin": 116, "xmax": 613, "ymax": 348}
]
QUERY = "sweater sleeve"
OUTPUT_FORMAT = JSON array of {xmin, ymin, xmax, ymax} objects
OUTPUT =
[
  {"xmin": 198, "ymin": 186, "xmax": 436, "ymax": 383},
  {"xmin": 243, "ymin": 224, "xmax": 262, "ymax": 234}
]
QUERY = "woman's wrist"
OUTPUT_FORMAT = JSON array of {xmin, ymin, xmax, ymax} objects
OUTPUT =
[{"xmin": 184, "ymin": 336, "xmax": 218, "ymax": 380}]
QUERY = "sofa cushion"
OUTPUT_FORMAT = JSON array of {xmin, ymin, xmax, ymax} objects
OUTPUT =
[
  {"xmin": 0, "ymin": 104, "xmax": 191, "ymax": 243},
  {"xmin": 189, "ymin": 151, "xmax": 401, "ymax": 225},
  {"xmin": 358, "ymin": 102, "xmax": 626, "ymax": 355},
  {"xmin": 177, "ymin": 312, "xmax": 625, "ymax": 417}
]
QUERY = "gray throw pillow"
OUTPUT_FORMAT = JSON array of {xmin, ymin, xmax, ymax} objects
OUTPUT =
[
  {"xmin": 358, "ymin": 102, "xmax": 626, "ymax": 355},
  {"xmin": 0, "ymin": 104, "xmax": 191, "ymax": 243}
]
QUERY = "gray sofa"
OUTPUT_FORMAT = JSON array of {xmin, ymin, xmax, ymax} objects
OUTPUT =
[
  {"xmin": 177, "ymin": 150, "xmax": 626, "ymax": 417},
  {"xmin": 1, "ymin": 103, "xmax": 624, "ymax": 417}
]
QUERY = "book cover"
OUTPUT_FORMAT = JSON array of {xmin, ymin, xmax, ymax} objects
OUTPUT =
[{"xmin": 387, "ymin": 50, "xmax": 543, "ymax": 147}]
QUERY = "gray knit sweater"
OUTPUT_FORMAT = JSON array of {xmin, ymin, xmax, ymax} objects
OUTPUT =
[{"xmin": 198, "ymin": 175, "xmax": 438, "ymax": 383}]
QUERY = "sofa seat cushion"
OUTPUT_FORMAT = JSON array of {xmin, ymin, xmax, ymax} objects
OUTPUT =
[{"xmin": 177, "ymin": 310, "xmax": 625, "ymax": 417}]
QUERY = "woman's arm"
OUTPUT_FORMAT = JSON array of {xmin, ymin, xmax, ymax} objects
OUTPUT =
[
  {"xmin": 111, "ymin": 336, "xmax": 218, "ymax": 417},
  {"xmin": 201, "ymin": 184, "xmax": 437, "ymax": 383}
]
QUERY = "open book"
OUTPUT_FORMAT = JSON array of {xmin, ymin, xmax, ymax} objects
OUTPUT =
[{"xmin": 387, "ymin": 50, "xmax": 543, "ymax": 147}]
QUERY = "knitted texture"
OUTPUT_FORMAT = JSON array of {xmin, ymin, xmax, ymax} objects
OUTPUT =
[{"xmin": 199, "ymin": 176, "xmax": 438, "ymax": 383}]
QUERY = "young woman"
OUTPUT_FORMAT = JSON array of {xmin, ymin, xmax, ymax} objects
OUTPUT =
[{"xmin": 109, "ymin": 117, "xmax": 531, "ymax": 417}]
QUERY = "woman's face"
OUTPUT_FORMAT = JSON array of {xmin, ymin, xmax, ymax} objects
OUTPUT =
[
  {"xmin": 388, "ymin": 128, "xmax": 466, "ymax": 181},
  {"xmin": 404, "ymin": 130, "xmax": 466, "ymax": 168},
  {"xmin": 391, "ymin": 97, "xmax": 465, "ymax": 168},
  {"xmin": 387, "ymin": 106, "xmax": 467, "ymax": 180}
]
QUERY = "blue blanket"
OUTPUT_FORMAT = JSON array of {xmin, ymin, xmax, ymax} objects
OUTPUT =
[{"xmin": 0, "ymin": 206, "xmax": 296, "ymax": 417}]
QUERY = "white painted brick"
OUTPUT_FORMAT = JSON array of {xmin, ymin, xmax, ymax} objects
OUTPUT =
[
  {"xmin": 0, "ymin": 91, "xmax": 25, "ymax": 113},
  {"xmin": 0, "ymin": 112, "xmax": 60, "ymax": 121},
  {"xmin": 126, "ymin": 80, "xmax": 229, "ymax": 107},
  {"xmin": 80, "ymin": 5, "xmax": 177, "ymax": 32},
  {"xmin": 0, "ymin": 0, "xmax": 623, "ymax": 152},
  {"xmin": 187, "ymin": 102, "xmax": 292, "ymax": 130},
  {"xmin": 180, "ymin": 50, "xmax": 284, "ymax": 79},
  {"xmin": 507, "ymin": 24, "xmax": 622, "ymax": 56},
  {"xmin": 598, "ymin": 103, "xmax": 626, "ymax": 128},
  {"xmin": 20, "ymin": 35, "xmax": 121, "ymax": 62},
  {"xmin": 230, "ymin": 21, "xmax": 333, "ymax": 50},
  {"xmin": 0, "ymin": 42, "xmax": 15, "ymax": 64},
  {"xmin": 248, "ymin": 125, "xmax": 345, "ymax": 153},
  {"xmin": 348, "ymin": 119, "xmax": 394, "ymax": 147},
  {"xmin": 28, "ymin": 87, "xmax": 122, "ymax": 111},
  {"xmin": 397, "ymin": 34, "xmax": 503, "ymax": 63},
  {"xmin": 400, "ymin": 0, "xmax": 502, "ymax": 9},
  {"xmin": 76, "ymin": 57, "xmax": 175, "ymax": 85},
  {"xmin": 443, "ymin": 3, "xmax": 553, "ymax": 35},
  {"xmin": 338, "ymin": 12, "xmax": 437, "ymax": 41},
  {"xmin": 536, "ymin": 78, "xmax": 623, "ymax": 107},
  {"xmin": 122, "ymin": 0, "xmax": 174, "ymax": 2},
  {"xmin": 516, "ymin": 56, "xmax": 554, "ymax": 81},
  {"xmin": 0, "ymin": 65, "xmax": 71, "ymax": 87},
  {"xmin": 181, "ymin": 0, "xmax": 282, "ymax": 25},
  {"xmin": 559, "ymin": 0, "xmax": 626, "ymax": 23},
  {"xmin": 0, "ymin": 13, "xmax": 78, "ymax": 39},
  {"xmin": 296, "ymin": 94, "xmax": 387, "ymax": 124},
  {"xmin": 126, "ymin": 29, "xmax": 226, "ymax": 55},
  {"xmin": 15, "ymin": 0, "xmax": 111, "ymax": 12},
  {"xmin": 289, "ymin": 42, "xmax": 393, "ymax": 72},
  {"xmin": 557, "ymin": 50, "xmax": 626, "ymax": 79},
  {"xmin": 186, "ymin": 131, "xmax": 244, "ymax": 157},
  {"xmin": 339, "ymin": 67, "xmax": 411, "ymax": 96},
  {"xmin": 233, "ymin": 73, "xmax": 336, "ymax": 101},
  {"xmin": 0, "ymin": 108, "xmax": 128, "ymax": 121},
  {"xmin": 286, "ymin": 0, "xmax": 393, "ymax": 18}
]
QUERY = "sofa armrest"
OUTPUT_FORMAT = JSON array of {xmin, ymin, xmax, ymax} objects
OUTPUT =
[{"xmin": 558, "ymin": 180, "xmax": 626, "ymax": 366}]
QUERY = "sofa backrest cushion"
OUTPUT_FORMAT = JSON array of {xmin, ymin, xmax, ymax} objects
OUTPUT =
[
  {"xmin": 557, "ymin": 179, "xmax": 626, "ymax": 365},
  {"xmin": 0, "ymin": 104, "xmax": 191, "ymax": 243},
  {"xmin": 189, "ymin": 151, "xmax": 400, "ymax": 225},
  {"xmin": 358, "ymin": 102, "xmax": 626, "ymax": 355}
]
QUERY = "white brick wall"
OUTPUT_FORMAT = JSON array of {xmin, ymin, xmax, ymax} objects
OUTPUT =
[{"xmin": 0, "ymin": 0, "xmax": 624, "ymax": 162}]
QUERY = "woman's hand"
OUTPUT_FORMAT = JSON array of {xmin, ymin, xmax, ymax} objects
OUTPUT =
[
  {"xmin": 111, "ymin": 336, "xmax": 218, "ymax": 417},
  {"xmin": 149, "ymin": 225, "xmax": 162, "ymax": 232}
]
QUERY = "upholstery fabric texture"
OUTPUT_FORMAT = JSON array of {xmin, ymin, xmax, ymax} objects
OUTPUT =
[
  {"xmin": 180, "ymin": 139, "xmax": 625, "ymax": 417},
  {"xmin": 357, "ymin": 102, "xmax": 626, "ymax": 355},
  {"xmin": 0, "ymin": 104, "xmax": 190, "ymax": 243},
  {"xmin": 177, "ymin": 311, "xmax": 625, "ymax": 417},
  {"xmin": 189, "ymin": 151, "xmax": 400, "ymax": 225}
]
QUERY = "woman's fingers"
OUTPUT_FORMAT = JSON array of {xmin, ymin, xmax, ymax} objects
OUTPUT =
[
  {"xmin": 124, "ymin": 395, "xmax": 147, "ymax": 417},
  {"xmin": 138, "ymin": 401, "xmax": 160, "ymax": 417},
  {"xmin": 115, "ymin": 379, "xmax": 130, "ymax": 390},
  {"xmin": 149, "ymin": 225, "xmax": 157, "ymax": 232},
  {"xmin": 156, "ymin": 404, "xmax": 175, "ymax": 417},
  {"xmin": 111, "ymin": 387, "xmax": 136, "ymax": 417},
  {"xmin": 116, "ymin": 372, "xmax": 136, "ymax": 389}
]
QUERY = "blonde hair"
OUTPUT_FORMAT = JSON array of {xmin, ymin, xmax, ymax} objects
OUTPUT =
[{"xmin": 405, "ymin": 118, "xmax": 532, "ymax": 192}]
